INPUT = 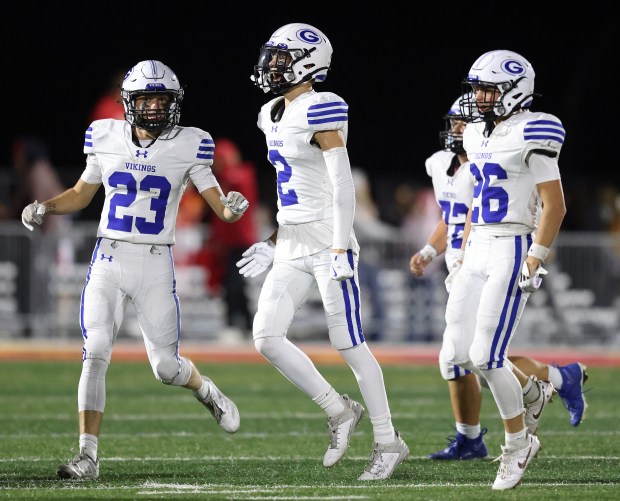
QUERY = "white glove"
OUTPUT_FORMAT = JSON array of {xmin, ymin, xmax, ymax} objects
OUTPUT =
[
  {"xmin": 220, "ymin": 191, "xmax": 249, "ymax": 216},
  {"xmin": 330, "ymin": 252, "xmax": 354, "ymax": 281},
  {"xmin": 236, "ymin": 240, "xmax": 275, "ymax": 278},
  {"xmin": 518, "ymin": 261, "xmax": 548, "ymax": 293},
  {"xmin": 444, "ymin": 250, "xmax": 465, "ymax": 293},
  {"xmin": 21, "ymin": 201, "xmax": 46, "ymax": 231}
]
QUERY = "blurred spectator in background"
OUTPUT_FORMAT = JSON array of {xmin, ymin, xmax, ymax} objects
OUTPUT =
[
  {"xmin": 196, "ymin": 138, "xmax": 259, "ymax": 339},
  {"xmin": 396, "ymin": 182, "xmax": 443, "ymax": 340},
  {"xmin": 351, "ymin": 167, "xmax": 398, "ymax": 340},
  {"xmin": 398, "ymin": 185, "xmax": 442, "ymax": 259},
  {"xmin": 175, "ymin": 181, "xmax": 209, "ymax": 266},
  {"xmin": 6, "ymin": 136, "xmax": 72, "ymax": 336},
  {"xmin": 8, "ymin": 136, "xmax": 70, "ymax": 235},
  {"xmin": 88, "ymin": 69, "xmax": 126, "ymax": 122}
]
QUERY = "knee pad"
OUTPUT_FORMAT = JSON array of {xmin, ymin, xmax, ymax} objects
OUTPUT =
[
  {"xmin": 439, "ymin": 350, "xmax": 474, "ymax": 380},
  {"xmin": 469, "ymin": 342, "xmax": 488, "ymax": 368},
  {"xmin": 254, "ymin": 336, "xmax": 285, "ymax": 362},
  {"xmin": 82, "ymin": 340, "xmax": 113, "ymax": 364},
  {"xmin": 154, "ymin": 355, "xmax": 191, "ymax": 386},
  {"xmin": 439, "ymin": 356, "xmax": 461, "ymax": 381},
  {"xmin": 253, "ymin": 298, "xmax": 294, "ymax": 340},
  {"xmin": 439, "ymin": 328, "xmax": 470, "ymax": 367},
  {"xmin": 327, "ymin": 324, "xmax": 358, "ymax": 351}
]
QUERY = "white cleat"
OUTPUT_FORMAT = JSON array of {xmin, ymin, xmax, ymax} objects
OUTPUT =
[
  {"xmin": 57, "ymin": 450, "xmax": 99, "ymax": 480},
  {"xmin": 323, "ymin": 394, "xmax": 365, "ymax": 467},
  {"xmin": 358, "ymin": 431, "xmax": 409, "ymax": 481},
  {"xmin": 524, "ymin": 377, "xmax": 555, "ymax": 435},
  {"xmin": 492, "ymin": 433, "xmax": 541, "ymax": 490},
  {"xmin": 194, "ymin": 376, "xmax": 240, "ymax": 433}
]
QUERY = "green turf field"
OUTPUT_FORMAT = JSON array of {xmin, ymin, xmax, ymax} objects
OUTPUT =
[{"xmin": 0, "ymin": 360, "xmax": 618, "ymax": 499}]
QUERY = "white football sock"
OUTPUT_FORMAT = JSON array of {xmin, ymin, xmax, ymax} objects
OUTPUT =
[{"xmin": 79, "ymin": 433, "xmax": 98, "ymax": 461}]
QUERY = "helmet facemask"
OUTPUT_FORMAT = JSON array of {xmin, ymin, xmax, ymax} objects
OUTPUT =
[
  {"xmin": 253, "ymin": 45, "xmax": 319, "ymax": 94},
  {"xmin": 439, "ymin": 115, "xmax": 466, "ymax": 155},
  {"xmin": 460, "ymin": 78, "xmax": 530, "ymax": 123},
  {"xmin": 122, "ymin": 88, "xmax": 184, "ymax": 133},
  {"xmin": 121, "ymin": 60, "xmax": 184, "ymax": 133},
  {"xmin": 251, "ymin": 24, "xmax": 332, "ymax": 95}
]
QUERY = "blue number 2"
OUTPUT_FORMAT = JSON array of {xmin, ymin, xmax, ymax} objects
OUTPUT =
[
  {"xmin": 107, "ymin": 172, "xmax": 171, "ymax": 234},
  {"xmin": 268, "ymin": 149, "xmax": 299, "ymax": 206}
]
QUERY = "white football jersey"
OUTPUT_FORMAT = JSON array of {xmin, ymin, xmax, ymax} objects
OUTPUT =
[
  {"xmin": 463, "ymin": 110, "xmax": 564, "ymax": 236},
  {"xmin": 258, "ymin": 90, "xmax": 358, "ymax": 258},
  {"xmin": 81, "ymin": 119, "xmax": 219, "ymax": 245},
  {"xmin": 425, "ymin": 150, "xmax": 473, "ymax": 258}
]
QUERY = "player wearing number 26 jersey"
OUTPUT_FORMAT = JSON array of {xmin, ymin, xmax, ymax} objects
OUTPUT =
[
  {"xmin": 464, "ymin": 109, "xmax": 563, "ymax": 235},
  {"xmin": 22, "ymin": 60, "xmax": 249, "ymax": 480},
  {"xmin": 239, "ymin": 23, "xmax": 409, "ymax": 480},
  {"xmin": 443, "ymin": 50, "xmax": 567, "ymax": 491}
]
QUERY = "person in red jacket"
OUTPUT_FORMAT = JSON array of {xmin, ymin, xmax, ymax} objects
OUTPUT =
[{"xmin": 199, "ymin": 138, "xmax": 259, "ymax": 337}]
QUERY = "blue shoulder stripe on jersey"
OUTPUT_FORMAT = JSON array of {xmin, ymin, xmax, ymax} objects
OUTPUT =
[
  {"xmin": 523, "ymin": 119, "xmax": 565, "ymax": 144},
  {"xmin": 84, "ymin": 127, "xmax": 93, "ymax": 148},
  {"xmin": 307, "ymin": 101, "xmax": 349, "ymax": 125},
  {"xmin": 196, "ymin": 138, "xmax": 215, "ymax": 160}
]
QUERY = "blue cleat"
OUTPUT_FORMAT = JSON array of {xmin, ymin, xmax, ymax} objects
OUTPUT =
[
  {"xmin": 557, "ymin": 363, "xmax": 588, "ymax": 426},
  {"xmin": 428, "ymin": 428, "xmax": 488, "ymax": 460}
]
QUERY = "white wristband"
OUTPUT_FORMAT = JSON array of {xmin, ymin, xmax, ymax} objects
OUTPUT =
[
  {"xmin": 527, "ymin": 243, "xmax": 549, "ymax": 261},
  {"xmin": 455, "ymin": 249, "xmax": 465, "ymax": 262},
  {"xmin": 419, "ymin": 244, "xmax": 438, "ymax": 261},
  {"xmin": 264, "ymin": 238, "xmax": 275, "ymax": 248}
]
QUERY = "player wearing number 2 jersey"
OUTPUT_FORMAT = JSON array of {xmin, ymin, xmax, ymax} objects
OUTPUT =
[
  {"xmin": 22, "ymin": 60, "xmax": 249, "ymax": 480},
  {"xmin": 442, "ymin": 50, "xmax": 567, "ymax": 490},
  {"xmin": 237, "ymin": 23, "xmax": 409, "ymax": 481}
]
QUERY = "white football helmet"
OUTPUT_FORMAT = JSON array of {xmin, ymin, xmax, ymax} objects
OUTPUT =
[
  {"xmin": 439, "ymin": 95, "xmax": 467, "ymax": 154},
  {"xmin": 121, "ymin": 60, "xmax": 184, "ymax": 132},
  {"xmin": 252, "ymin": 23, "xmax": 332, "ymax": 94},
  {"xmin": 460, "ymin": 50, "xmax": 535, "ymax": 122}
]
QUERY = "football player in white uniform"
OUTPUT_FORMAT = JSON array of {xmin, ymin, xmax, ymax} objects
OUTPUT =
[
  {"xmin": 411, "ymin": 96, "xmax": 588, "ymax": 462},
  {"xmin": 22, "ymin": 60, "xmax": 249, "ymax": 480},
  {"xmin": 238, "ymin": 23, "xmax": 409, "ymax": 480},
  {"xmin": 440, "ymin": 50, "xmax": 568, "ymax": 490}
]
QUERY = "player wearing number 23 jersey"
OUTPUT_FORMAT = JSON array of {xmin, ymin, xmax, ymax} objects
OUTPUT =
[
  {"xmin": 22, "ymin": 60, "xmax": 248, "ymax": 480},
  {"xmin": 82, "ymin": 119, "xmax": 220, "ymax": 244}
]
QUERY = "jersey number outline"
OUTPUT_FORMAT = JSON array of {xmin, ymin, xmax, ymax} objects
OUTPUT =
[
  {"xmin": 107, "ymin": 172, "xmax": 171, "ymax": 234},
  {"xmin": 469, "ymin": 162, "xmax": 509, "ymax": 223},
  {"xmin": 268, "ymin": 149, "xmax": 299, "ymax": 206}
]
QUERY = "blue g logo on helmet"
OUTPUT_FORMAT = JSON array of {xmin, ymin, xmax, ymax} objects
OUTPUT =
[
  {"xmin": 502, "ymin": 59, "xmax": 525, "ymax": 75},
  {"xmin": 296, "ymin": 29, "xmax": 321, "ymax": 44}
]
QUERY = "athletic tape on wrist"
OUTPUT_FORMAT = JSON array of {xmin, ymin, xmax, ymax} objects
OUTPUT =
[
  {"xmin": 527, "ymin": 243, "xmax": 549, "ymax": 261},
  {"xmin": 419, "ymin": 244, "xmax": 438, "ymax": 260}
]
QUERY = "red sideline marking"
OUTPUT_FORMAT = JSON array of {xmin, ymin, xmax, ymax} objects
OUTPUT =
[{"xmin": 1, "ymin": 341, "xmax": 619, "ymax": 366}]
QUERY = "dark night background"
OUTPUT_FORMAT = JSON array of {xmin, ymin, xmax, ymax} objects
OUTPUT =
[{"xmin": 2, "ymin": 5, "xmax": 615, "ymax": 230}]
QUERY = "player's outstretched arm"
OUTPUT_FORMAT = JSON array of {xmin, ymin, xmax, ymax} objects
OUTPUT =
[
  {"xmin": 22, "ymin": 179, "xmax": 100, "ymax": 230},
  {"xmin": 201, "ymin": 186, "xmax": 249, "ymax": 222}
]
